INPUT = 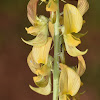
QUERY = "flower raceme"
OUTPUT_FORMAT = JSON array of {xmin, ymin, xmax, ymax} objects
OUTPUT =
[{"xmin": 22, "ymin": 0, "xmax": 89, "ymax": 99}]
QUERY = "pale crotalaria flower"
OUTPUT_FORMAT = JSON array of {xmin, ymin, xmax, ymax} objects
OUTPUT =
[
  {"xmin": 22, "ymin": 0, "xmax": 49, "ymax": 47},
  {"xmin": 59, "ymin": 63, "xmax": 81, "ymax": 100},
  {"xmin": 62, "ymin": 4, "xmax": 88, "ymax": 57}
]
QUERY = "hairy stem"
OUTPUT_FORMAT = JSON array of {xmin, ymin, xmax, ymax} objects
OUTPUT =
[{"xmin": 53, "ymin": 0, "xmax": 60, "ymax": 100}]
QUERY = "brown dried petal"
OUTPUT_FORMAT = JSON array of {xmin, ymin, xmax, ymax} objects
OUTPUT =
[{"xmin": 27, "ymin": 0, "xmax": 38, "ymax": 25}]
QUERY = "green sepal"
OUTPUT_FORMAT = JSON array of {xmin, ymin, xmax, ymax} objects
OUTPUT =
[
  {"xmin": 33, "ymin": 75, "xmax": 49, "ymax": 87},
  {"xmin": 71, "ymin": 31, "xmax": 88, "ymax": 39}
]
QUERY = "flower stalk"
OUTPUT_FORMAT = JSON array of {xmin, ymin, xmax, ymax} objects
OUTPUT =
[{"xmin": 53, "ymin": 0, "xmax": 60, "ymax": 99}]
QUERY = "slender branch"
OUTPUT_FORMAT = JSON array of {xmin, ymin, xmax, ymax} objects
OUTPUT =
[{"xmin": 53, "ymin": 0, "xmax": 60, "ymax": 100}]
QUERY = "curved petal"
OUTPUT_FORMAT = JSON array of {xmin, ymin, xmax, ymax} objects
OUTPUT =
[
  {"xmin": 29, "ymin": 77, "xmax": 51, "ymax": 95},
  {"xmin": 22, "ymin": 25, "xmax": 48, "ymax": 47},
  {"xmin": 59, "ymin": 94, "xmax": 67, "ymax": 100},
  {"xmin": 65, "ymin": 43, "xmax": 88, "ymax": 57},
  {"xmin": 25, "ymin": 26, "xmax": 42, "ymax": 36},
  {"xmin": 59, "ymin": 65, "xmax": 68, "ymax": 95},
  {"xmin": 33, "ymin": 75, "xmax": 49, "ymax": 87},
  {"xmin": 47, "ymin": 55, "xmax": 54, "ymax": 68},
  {"xmin": 77, "ymin": 0, "xmax": 89, "ymax": 16},
  {"xmin": 36, "ymin": 65, "xmax": 51, "ymax": 76},
  {"xmin": 27, "ymin": 51, "xmax": 40, "ymax": 74},
  {"xmin": 38, "ymin": 15, "xmax": 48, "ymax": 25},
  {"xmin": 27, "ymin": 0, "xmax": 38, "ymax": 25},
  {"xmin": 46, "ymin": 0, "xmax": 58, "ymax": 12},
  {"xmin": 64, "ymin": 34, "xmax": 81, "ymax": 47},
  {"xmin": 32, "ymin": 37, "xmax": 52, "ymax": 64},
  {"xmin": 64, "ymin": 4, "xmax": 83, "ymax": 34},
  {"xmin": 59, "ymin": 63, "xmax": 81, "ymax": 96},
  {"xmin": 77, "ymin": 56, "xmax": 86, "ymax": 77},
  {"xmin": 33, "ymin": 64, "xmax": 51, "ymax": 87}
]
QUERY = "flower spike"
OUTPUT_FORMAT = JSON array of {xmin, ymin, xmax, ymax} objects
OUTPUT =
[{"xmin": 22, "ymin": 0, "xmax": 89, "ymax": 99}]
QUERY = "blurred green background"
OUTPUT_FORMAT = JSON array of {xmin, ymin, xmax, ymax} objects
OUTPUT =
[{"xmin": 0, "ymin": 0, "xmax": 100, "ymax": 100}]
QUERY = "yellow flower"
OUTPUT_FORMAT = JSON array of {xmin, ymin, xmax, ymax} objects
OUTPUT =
[
  {"xmin": 28, "ymin": 56, "xmax": 53, "ymax": 95},
  {"xmin": 32, "ymin": 37, "xmax": 52, "ymax": 64},
  {"xmin": 22, "ymin": 0, "xmax": 49, "ymax": 47},
  {"xmin": 77, "ymin": 56, "xmax": 86, "ymax": 77},
  {"xmin": 59, "ymin": 63, "xmax": 81, "ymax": 100},
  {"xmin": 33, "ymin": 65, "xmax": 51, "ymax": 87},
  {"xmin": 64, "ymin": 4, "xmax": 83, "ymax": 34},
  {"xmin": 27, "ymin": 51, "xmax": 53, "ymax": 95},
  {"xmin": 63, "ymin": 4, "xmax": 88, "ymax": 57},
  {"xmin": 22, "ymin": 15, "xmax": 49, "ymax": 47},
  {"xmin": 27, "ymin": 51, "xmax": 40, "ymax": 74},
  {"xmin": 46, "ymin": 0, "xmax": 58, "ymax": 12},
  {"xmin": 29, "ymin": 77, "xmax": 51, "ymax": 95}
]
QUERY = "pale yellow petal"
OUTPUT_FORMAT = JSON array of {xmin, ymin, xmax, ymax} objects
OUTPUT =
[
  {"xmin": 25, "ymin": 26, "xmax": 42, "ymax": 36},
  {"xmin": 77, "ymin": 56, "xmax": 86, "ymax": 77},
  {"xmin": 41, "ymin": 0, "xmax": 46, "ymax": 2},
  {"xmin": 32, "ymin": 37, "xmax": 52, "ymax": 64},
  {"xmin": 64, "ymin": 4, "xmax": 83, "ymax": 34},
  {"xmin": 38, "ymin": 15, "xmax": 48, "ymax": 25},
  {"xmin": 33, "ymin": 75, "xmax": 49, "ymax": 87},
  {"xmin": 64, "ymin": 34, "xmax": 81, "ymax": 47},
  {"xmin": 22, "ymin": 25, "xmax": 48, "ymax": 47},
  {"xmin": 29, "ymin": 78, "xmax": 51, "ymax": 95},
  {"xmin": 77, "ymin": 0, "xmax": 89, "ymax": 16},
  {"xmin": 59, "ymin": 94, "xmax": 67, "ymax": 100},
  {"xmin": 65, "ymin": 44, "xmax": 88, "ymax": 57},
  {"xmin": 27, "ymin": 51, "xmax": 40, "ymax": 74},
  {"xmin": 60, "ymin": 63, "xmax": 81, "ymax": 96},
  {"xmin": 36, "ymin": 65, "xmax": 51, "ymax": 76},
  {"xmin": 59, "ymin": 65, "xmax": 68, "ymax": 94},
  {"xmin": 47, "ymin": 55, "xmax": 53, "ymax": 68},
  {"xmin": 46, "ymin": 0, "xmax": 58, "ymax": 12}
]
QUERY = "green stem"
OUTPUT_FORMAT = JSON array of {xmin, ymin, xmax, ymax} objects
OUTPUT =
[{"xmin": 53, "ymin": 0, "xmax": 60, "ymax": 100}]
